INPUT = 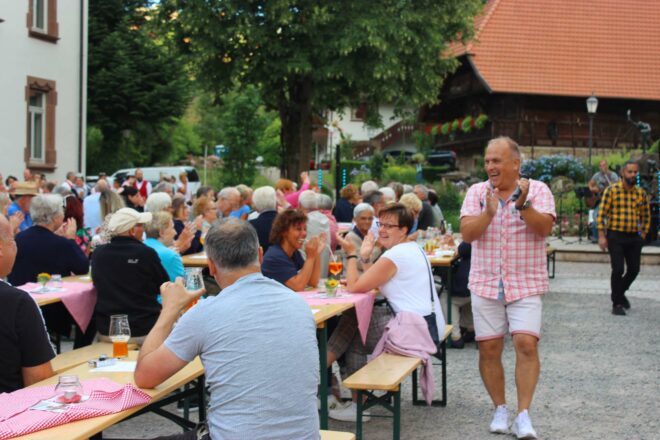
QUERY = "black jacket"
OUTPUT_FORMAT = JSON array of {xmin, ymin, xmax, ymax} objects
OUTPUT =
[
  {"xmin": 91, "ymin": 236, "xmax": 169, "ymax": 337},
  {"xmin": 8, "ymin": 225, "xmax": 89, "ymax": 286},
  {"xmin": 249, "ymin": 210, "xmax": 278, "ymax": 253}
]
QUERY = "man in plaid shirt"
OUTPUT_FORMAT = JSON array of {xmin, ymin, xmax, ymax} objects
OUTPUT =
[
  {"xmin": 596, "ymin": 160, "xmax": 650, "ymax": 316},
  {"xmin": 461, "ymin": 137, "xmax": 555, "ymax": 439}
]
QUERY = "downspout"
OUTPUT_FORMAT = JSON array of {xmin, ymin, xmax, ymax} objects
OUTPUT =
[{"xmin": 77, "ymin": 0, "xmax": 84, "ymax": 173}]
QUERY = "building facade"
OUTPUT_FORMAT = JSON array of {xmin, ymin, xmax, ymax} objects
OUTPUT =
[{"xmin": 0, "ymin": 0, "xmax": 88, "ymax": 182}]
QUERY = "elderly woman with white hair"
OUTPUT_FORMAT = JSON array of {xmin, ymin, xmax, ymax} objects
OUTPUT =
[
  {"xmin": 144, "ymin": 211, "xmax": 185, "ymax": 282},
  {"xmin": 343, "ymin": 203, "xmax": 381, "ymax": 273},
  {"xmin": 8, "ymin": 194, "xmax": 89, "ymax": 286},
  {"xmin": 298, "ymin": 190, "xmax": 331, "ymax": 278},
  {"xmin": 145, "ymin": 192, "xmax": 172, "ymax": 213},
  {"xmin": 248, "ymin": 186, "xmax": 278, "ymax": 252}
]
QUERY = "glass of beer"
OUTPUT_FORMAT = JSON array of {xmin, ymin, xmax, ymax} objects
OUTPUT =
[{"xmin": 109, "ymin": 314, "xmax": 131, "ymax": 358}]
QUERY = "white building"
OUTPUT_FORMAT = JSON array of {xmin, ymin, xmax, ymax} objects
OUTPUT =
[
  {"xmin": 0, "ymin": 0, "xmax": 88, "ymax": 183},
  {"xmin": 324, "ymin": 105, "xmax": 417, "ymax": 160}
]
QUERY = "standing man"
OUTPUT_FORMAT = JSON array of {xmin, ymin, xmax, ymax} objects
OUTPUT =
[
  {"xmin": 134, "ymin": 219, "xmax": 319, "ymax": 440},
  {"xmin": 596, "ymin": 160, "xmax": 650, "ymax": 316},
  {"xmin": 588, "ymin": 159, "xmax": 619, "ymax": 241},
  {"xmin": 461, "ymin": 137, "xmax": 555, "ymax": 439},
  {"xmin": 134, "ymin": 168, "xmax": 152, "ymax": 199}
]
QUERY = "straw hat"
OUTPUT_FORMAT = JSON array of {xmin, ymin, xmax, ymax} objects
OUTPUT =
[{"xmin": 12, "ymin": 182, "xmax": 39, "ymax": 196}]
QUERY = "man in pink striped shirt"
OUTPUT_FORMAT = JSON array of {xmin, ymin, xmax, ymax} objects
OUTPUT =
[{"xmin": 461, "ymin": 137, "xmax": 555, "ymax": 439}]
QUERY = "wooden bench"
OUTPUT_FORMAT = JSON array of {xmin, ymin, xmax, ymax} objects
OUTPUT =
[
  {"xmin": 320, "ymin": 430, "xmax": 356, "ymax": 440},
  {"xmin": 343, "ymin": 324, "xmax": 453, "ymax": 440},
  {"xmin": 547, "ymin": 246, "xmax": 556, "ymax": 278}
]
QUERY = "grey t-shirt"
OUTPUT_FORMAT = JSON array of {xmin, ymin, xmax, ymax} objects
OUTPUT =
[{"xmin": 165, "ymin": 272, "xmax": 320, "ymax": 440}]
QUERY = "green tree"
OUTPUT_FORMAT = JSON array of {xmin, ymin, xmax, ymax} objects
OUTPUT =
[
  {"xmin": 87, "ymin": 0, "xmax": 190, "ymax": 173},
  {"xmin": 217, "ymin": 86, "xmax": 269, "ymax": 185},
  {"xmin": 159, "ymin": 0, "xmax": 481, "ymax": 178}
]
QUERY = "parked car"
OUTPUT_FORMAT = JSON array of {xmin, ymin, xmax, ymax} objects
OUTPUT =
[
  {"xmin": 108, "ymin": 166, "xmax": 201, "ymax": 194},
  {"xmin": 427, "ymin": 150, "xmax": 457, "ymax": 170}
]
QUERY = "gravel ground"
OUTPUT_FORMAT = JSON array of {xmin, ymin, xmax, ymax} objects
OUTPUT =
[{"xmin": 102, "ymin": 261, "xmax": 659, "ymax": 440}]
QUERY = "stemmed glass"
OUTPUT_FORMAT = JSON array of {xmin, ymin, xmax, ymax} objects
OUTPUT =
[{"xmin": 109, "ymin": 314, "xmax": 131, "ymax": 358}]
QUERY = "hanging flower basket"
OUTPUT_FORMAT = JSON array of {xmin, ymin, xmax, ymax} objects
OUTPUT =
[
  {"xmin": 431, "ymin": 125, "xmax": 439, "ymax": 136},
  {"xmin": 441, "ymin": 122, "xmax": 451, "ymax": 135},
  {"xmin": 451, "ymin": 119, "xmax": 461, "ymax": 132},
  {"xmin": 461, "ymin": 116, "xmax": 473, "ymax": 133},
  {"xmin": 475, "ymin": 114, "xmax": 489, "ymax": 129}
]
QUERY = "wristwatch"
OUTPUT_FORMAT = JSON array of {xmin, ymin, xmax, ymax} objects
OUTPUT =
[{"xmin": 515, "ymin": 200, "xmax": 531, "ymax": 211}]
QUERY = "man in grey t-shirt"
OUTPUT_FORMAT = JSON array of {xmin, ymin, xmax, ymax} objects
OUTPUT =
[{"xmin": 135, "ymin": 218, "xmax": 320, "ymax": 440}]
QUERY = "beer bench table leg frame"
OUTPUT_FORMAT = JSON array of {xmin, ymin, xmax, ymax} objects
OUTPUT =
[
  {"xmin": 125, "ymin": 375, "xmax": 207, "ymax": 431},
  {"xmin": 318, "ymin": 324, "xmax": 329, "ymax": 429},
  {"xmin": 411, "ymin": 339, "xmax": 448, "ymax": 406},
  {"xmin": 356, "ymin": 388, "xmax": 402, "ymax": 440}
]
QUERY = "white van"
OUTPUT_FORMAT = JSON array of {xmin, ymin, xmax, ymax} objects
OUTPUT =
[{"xmin": 109, "ymin": 166, "xmax": 201, "ymax": 195}]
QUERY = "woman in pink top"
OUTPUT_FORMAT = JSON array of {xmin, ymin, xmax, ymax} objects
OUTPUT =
[{"xmin": 275, "ymin": 172, "xmax": 310, "ymax": 208}]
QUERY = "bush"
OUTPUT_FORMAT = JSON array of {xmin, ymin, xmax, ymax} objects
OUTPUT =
[
  {"xmin": 422, "ymin": 165, "xmax": 450, "ymax": 182},
  {"xmin": 521, "ymin": 154, "xmax": 587, "ymax": 184},
  {"xmin": 432, "ymin": 180, "xmax": 463, "ymax": 230},
  {"xmin": 383, "ymin": 165, "xmax": 417, "ymax": 184}
]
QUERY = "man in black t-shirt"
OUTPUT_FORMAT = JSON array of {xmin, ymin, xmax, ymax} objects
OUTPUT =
[{"xmin": 0, "ymin": 214, "xmax": 55, "ymax": 393}]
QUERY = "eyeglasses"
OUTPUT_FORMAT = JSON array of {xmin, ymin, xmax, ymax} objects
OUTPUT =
[{"xmin": 376, "ymin": 220, "xmax": 401, "ymax": 230}]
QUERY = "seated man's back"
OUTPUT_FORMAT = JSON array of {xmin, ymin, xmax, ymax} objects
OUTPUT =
[
  {"xmin": 166, "ymin": 273, "xmax": 319, "ymax": 439},
  {"xmin": 91, "ymin": 208, "xmax": 168, "ymax": 338},
  {"xmin": 135, "ymin": 218, "xmax": 319, "ymax": 440}
]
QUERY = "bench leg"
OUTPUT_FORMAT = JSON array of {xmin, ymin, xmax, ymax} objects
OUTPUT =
[
  {"xmin": 356, "ymin": 390, "xmax": 364, "ymax": 440},
  {"xmin": 393, "ymin": 389, "xmax": 401, "ymax": 440},
  {"xmin": 412, "ymin": 341, "xmax": 448, "ymax": 407}
]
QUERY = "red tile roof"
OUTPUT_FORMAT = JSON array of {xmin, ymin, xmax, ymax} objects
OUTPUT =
[{"xmin": 450, "ymin": 0, "xmax": 660, "ymax": 101}]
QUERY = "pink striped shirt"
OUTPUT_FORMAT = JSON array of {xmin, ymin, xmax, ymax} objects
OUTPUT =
[{"xmin": 460, "ymin": 179, "xmax": 556, "ymax": 302}]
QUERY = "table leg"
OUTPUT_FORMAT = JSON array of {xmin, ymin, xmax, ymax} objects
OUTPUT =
[
  {"xmin": 446, "ymin": 265, "xmax": 453, "ymax": 325},
  {"xmin": 317, "ymin": 323, "xmax": 328, "ymax": 430}
]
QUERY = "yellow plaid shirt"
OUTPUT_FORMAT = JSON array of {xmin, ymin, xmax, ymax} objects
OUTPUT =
[{"xmin": 597, "ymin": 181, "xmax": 650, "ymax": 235}]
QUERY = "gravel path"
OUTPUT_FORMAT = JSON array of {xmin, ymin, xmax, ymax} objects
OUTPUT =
[{"xmin": 104, "ymin": 261, "xmax": 659, "ymax": 440}]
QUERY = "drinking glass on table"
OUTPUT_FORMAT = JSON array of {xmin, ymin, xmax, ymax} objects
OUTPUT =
[
  {"xmin": 328, "ymin": 257, "xmax": 343, "ymax": 280},
  {"xmin": 51, "ymin": 274, "xmax": 63, "ymax": 289},
  {"xmin": 54, "ymin": 375, "xmax": 83, "ymax": 404},
  {"xmin": 109, "ymin": 314, "xmax": 131, "ymax": 358}
]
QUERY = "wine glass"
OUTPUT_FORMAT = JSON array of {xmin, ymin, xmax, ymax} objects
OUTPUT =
[{"xmin": 109, "ymin": 314, "xmax": 131, "ymax": 358}]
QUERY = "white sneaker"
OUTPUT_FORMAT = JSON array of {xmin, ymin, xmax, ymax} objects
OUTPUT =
[
  {"xmin": 510, "ymin": 410, "xmax": 538, "ymax": 439},
  {"xmin": 328, "ymin": 401, "xmax": 371, "ymax": 422},
  {"xmin": 489, "ymin": 405, "xmax": 509, "ymax": 434}
]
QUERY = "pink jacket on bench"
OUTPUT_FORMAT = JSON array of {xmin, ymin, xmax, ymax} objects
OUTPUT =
[{"xmin": 370, "ymin": 311, "xmax": 437, "ymax": 405}]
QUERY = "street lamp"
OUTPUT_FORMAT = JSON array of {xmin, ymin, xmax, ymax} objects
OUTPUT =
[{"xmin": 586, "ymin": 93, "xmax": 599, "ymax": 173}]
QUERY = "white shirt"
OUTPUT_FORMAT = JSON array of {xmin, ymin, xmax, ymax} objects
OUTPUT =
[{"xmin": 380, "ymin": 241, "xmax": 445, "ymax": 331}]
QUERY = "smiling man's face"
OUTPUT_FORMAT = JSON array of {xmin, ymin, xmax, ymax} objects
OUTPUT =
[{"xmin": 484, "ymin": 140, "xmax": 520, "ymax": 191}]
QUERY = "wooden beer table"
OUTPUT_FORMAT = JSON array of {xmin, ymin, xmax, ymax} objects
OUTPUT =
[
  {"xmin": 311, "ymin": 302, "xmax": 354, "ymax": 430},
  {"xmin": 12, "ymin": 351, "xmax": 205, "ymax": 440},
  {"xmin": 429, "ymin": 252, "xmax": 459, "ymax": 324},
  {"xmin": 181, "ymin": 252, "xmax": 208, "ymax": 267}
]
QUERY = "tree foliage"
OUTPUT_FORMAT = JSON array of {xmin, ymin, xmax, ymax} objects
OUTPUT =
[
  {"xmin": 87, "ymin": 0, "xmax": 191, "ymax": 173},
  {"xmin": 158, "ymin": 0, "xmax": 482, "ymax": 178}
]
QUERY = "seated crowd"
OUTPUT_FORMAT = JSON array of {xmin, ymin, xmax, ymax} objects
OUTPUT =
[{"xmin": 0, "ymin": 166, "xmax": 465, "ymax": 438}]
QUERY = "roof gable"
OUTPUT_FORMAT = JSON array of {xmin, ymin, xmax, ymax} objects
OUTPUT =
[{"xmin": 450, "ymin": 0, "xmax": 660, "ymax": 100}]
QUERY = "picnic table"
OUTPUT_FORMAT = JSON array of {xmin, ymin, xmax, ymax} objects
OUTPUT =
[
  {"xmin": 181, "ymin": 252, "xmax": 208, "ymax": 267},
  {"xmin": 9, "ymin": 351, "xmax": 205, "ymax": 440}
]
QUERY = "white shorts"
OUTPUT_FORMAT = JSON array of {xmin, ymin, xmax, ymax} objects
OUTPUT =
[{"xmin": 471, "ymin": 294, "xmax": 543, "ymax": 341}]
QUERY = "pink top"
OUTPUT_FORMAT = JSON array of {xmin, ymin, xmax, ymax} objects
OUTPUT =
[
  {"xmin": 24, "ymin": 282, "xmax": 97, "ymax": 332},
  {"xmin": 0, "ymin": 378, "xmax": 151, "ymax": 439},
  {"xmin": 460, "ymin": 180, "xmax": 556, "ymax": 302},
  {"xmin": 299, "ymin": 291, "xmax": 375, "ymax": 344},
  {"xmin": 285, "ymin": 181, "xmax": 310, "ymax": 208},
  {"xmin": 370, "ymin": 311, "xmax": 437, "ymax": 405}
]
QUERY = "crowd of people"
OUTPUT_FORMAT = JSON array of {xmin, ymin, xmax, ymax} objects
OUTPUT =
[{"xmin": 0, "ymin": 136, "xmax": 651, "ymax": 440}]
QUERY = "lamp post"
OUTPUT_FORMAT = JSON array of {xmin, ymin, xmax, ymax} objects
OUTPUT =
[{"xmin": 586, "ymin": 93, "xmax": 599, "ymax": 174}]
